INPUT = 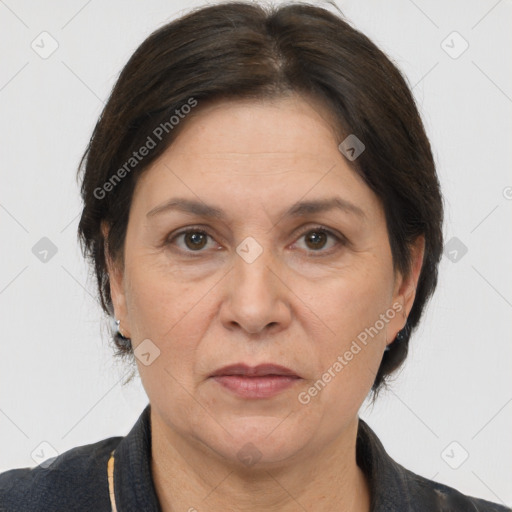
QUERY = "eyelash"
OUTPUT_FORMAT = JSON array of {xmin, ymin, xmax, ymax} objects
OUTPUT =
[{"xmin": 166, "ymin": 225, "xmax": 347, "ymax": 257}]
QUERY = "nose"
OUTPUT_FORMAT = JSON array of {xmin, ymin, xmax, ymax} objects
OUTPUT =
[{"xmin": 219, "ymin": 245, "xmax": 292, "ymax": 335}]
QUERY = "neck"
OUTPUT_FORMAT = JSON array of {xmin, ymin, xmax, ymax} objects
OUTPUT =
[{"xmin": 150, "ymin": 410, "xmax": 371, "ymax": 512}]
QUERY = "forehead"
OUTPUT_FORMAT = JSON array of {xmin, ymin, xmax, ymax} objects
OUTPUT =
[
  {"xmin": 133, "ymin": 95, "xmax": 382, "ymax": 220},
  {"xmin": 166, "ymin": 94, "xmax": 341, "ymax": 157}
]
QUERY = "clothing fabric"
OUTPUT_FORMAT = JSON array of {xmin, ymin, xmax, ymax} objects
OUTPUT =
[{"xmin": 0, "ymin": 404, "xmax": 509, "ymax": 511}]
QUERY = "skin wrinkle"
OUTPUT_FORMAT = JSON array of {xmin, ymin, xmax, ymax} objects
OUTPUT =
[{"xmin": 107, "ymin": 94, "xmax": 424, "ymax": 512}]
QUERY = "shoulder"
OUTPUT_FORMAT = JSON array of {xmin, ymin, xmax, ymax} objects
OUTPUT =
[
  {"xmin": 402, "ymin": 465, "xmax": 511, "ymax": 511},
  {"xmin": 356, "ymin": 418, "xmax": 510, "ymax": 511},
  {"xmin": 0, "ymin": 435, "xmax": 122, "ymax": 512}
]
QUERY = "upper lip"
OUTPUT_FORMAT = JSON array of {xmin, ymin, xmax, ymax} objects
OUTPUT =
[{"xmin": 210, "ymin": 363, "xmax": 300, "ymax": 378}]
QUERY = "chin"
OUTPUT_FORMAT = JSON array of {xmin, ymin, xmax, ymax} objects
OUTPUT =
[{"xmin": 198, "ymin": 414, "xmax": 315, "ymax": 469}]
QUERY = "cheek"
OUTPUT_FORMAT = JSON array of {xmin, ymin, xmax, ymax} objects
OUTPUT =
[
  {"xmin": 298, "ymin": 285, "xmax": 388, "ymax": 425},
  {"xmin": 299, "ymin": 259, "xmax": 392, "ymax": 391},
  {"xmin": 124, "ymin": 258, "xmax": 221, "ymax": 379},
  {"xmin": 309, "ymin": 261, "xmax": 392, "ymax": 341},
  {"xmin": 125, "ymin": 254, "xmax": 207, "ymax": 338}
]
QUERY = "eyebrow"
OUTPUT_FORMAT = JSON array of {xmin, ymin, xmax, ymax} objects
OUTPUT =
[
  {"xmin": 146, "ymin": 197, "xmax": 366, "ymax": 221},
  {"xmin": 147, "ymin": 198, "xmax": 225, "ymax": 219},
  {"xmin": 286, "ymin": 197, "xmax": 366, "ymax": 220}
]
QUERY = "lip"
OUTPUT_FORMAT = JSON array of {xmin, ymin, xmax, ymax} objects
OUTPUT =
[
  {"xmin": 209, "ymin": 363, "xmax": 300, "ymax": 378},
  {"xmin": 209, "ymin": 363, "xmax": 302, "ymax": 399}
]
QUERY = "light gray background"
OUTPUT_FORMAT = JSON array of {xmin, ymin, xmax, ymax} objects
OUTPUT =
[{"xmin": 1, "ymin": 0, "xmax": 511, "ymax": 505}]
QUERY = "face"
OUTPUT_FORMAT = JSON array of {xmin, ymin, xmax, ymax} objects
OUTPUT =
[{"xmin": 108, "ymin": 94, "xmax": 424, "ymax": 468}]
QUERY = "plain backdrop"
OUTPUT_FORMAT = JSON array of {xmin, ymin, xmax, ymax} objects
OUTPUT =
[{"xmin": 1, "ymin": 0, "xmax": 511, "ymax": 505}]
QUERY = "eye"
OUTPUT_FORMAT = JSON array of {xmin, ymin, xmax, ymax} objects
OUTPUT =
[
  {"xmin": 294, "ymin": 226, "xmax": 344, "ymax": 253},
  {"xmin": 169, "ymin": 228, "xmax": 217, "ymax": 252}
]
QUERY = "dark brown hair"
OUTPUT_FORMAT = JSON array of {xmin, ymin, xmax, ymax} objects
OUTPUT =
[{"xmin": 77, "ymin": 0, "xmax": 444, "ymax": 396}]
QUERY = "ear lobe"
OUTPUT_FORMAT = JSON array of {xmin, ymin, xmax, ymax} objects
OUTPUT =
[
  {"xmin": 386, "ymin": 234, "xmax": 425, "ymax": 345},
  {"xmin": 401, "ymin": 234, "xmax": 425, "ymax": 315},
  {"xmin": 101, "ymin": 221, "xmax": 129, "ymax": 333}
]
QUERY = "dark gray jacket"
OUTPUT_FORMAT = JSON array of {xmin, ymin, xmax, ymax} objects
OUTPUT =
[{"xmin": 0, "ymin": 404, "xmax": 509, "ymax": 511}]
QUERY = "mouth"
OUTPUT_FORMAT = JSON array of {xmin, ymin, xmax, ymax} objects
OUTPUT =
[
  {"xmin": 210, "ymin": 363, "xmax": 300, "ymax": 378},
  {"xmin": 209, "ymin": 363, "xmax": 302, "ymax": 399}
]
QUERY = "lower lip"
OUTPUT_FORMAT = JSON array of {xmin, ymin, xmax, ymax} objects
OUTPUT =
[{"xmin": 211, "ymin": 375, "xmax": 301, "ymax": 399}]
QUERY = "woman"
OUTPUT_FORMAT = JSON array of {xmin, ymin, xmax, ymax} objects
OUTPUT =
[{"xmin": 0, "ymin": 2, "xmax": 509, "ymax": 510}]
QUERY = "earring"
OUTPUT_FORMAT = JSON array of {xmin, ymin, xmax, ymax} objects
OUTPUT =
[
  {"xmin": 115, "ymin": 319, "xmax": 132, "ymax": 348},
  {"xmin": 385, "ymin": 319, "xmax": 409, "ymax": 352}
]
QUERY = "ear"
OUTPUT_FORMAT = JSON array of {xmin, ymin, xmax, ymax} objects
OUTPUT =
[
  {"xmin": 101, "ymin": 221, "xmax": 131, "ymax": 338},
  {"xmin": 386, "ymin": 234, "xmax": 425, "ymax": 347}
]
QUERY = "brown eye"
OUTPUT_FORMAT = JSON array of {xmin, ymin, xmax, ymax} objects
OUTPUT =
[
  {"xmin": 183, "ymin": 231, "xmax": 208, "ymax": 250},
  {"xmin": 293, "ymin": 227, "xmax": 343, "ymax": 254},
  {"xmin": 304, "ymin": 230, "xmax": 328, "ymax": 250}
]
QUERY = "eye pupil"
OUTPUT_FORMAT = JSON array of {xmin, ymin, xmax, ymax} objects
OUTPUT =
[
  {"xmin": 185, "ymin": 231, "xmax": 207, "ymax": 250},
  {"xmin": 306, "ymin": 231, "xmax": 327, "ymax": 250}
]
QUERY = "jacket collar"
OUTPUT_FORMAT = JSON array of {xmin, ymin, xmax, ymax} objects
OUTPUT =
[
  {"xmin": 356, "ymin": 415, "xmax": 414, "ymax": 510},
  {"xmin": 112, "ymin": 404, "xmax": 161, "ymax": 511},
  {"xmin": 112, "ymin": 404, "xmax": 413, "ymax": 511}
]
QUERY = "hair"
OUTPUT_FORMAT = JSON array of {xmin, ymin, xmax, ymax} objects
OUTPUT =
[{"xmin": 77, "ymin": 0, "xmax": 444, "ymax": 397}]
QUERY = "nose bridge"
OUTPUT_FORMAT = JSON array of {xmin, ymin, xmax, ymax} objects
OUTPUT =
[
  {"xmin": 232, "ymin": 235, "xmax": 277, "ymax": 299},
  {"xmin": 220, "ymin": 235, "xmax": 291, "ymax": 333}
]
